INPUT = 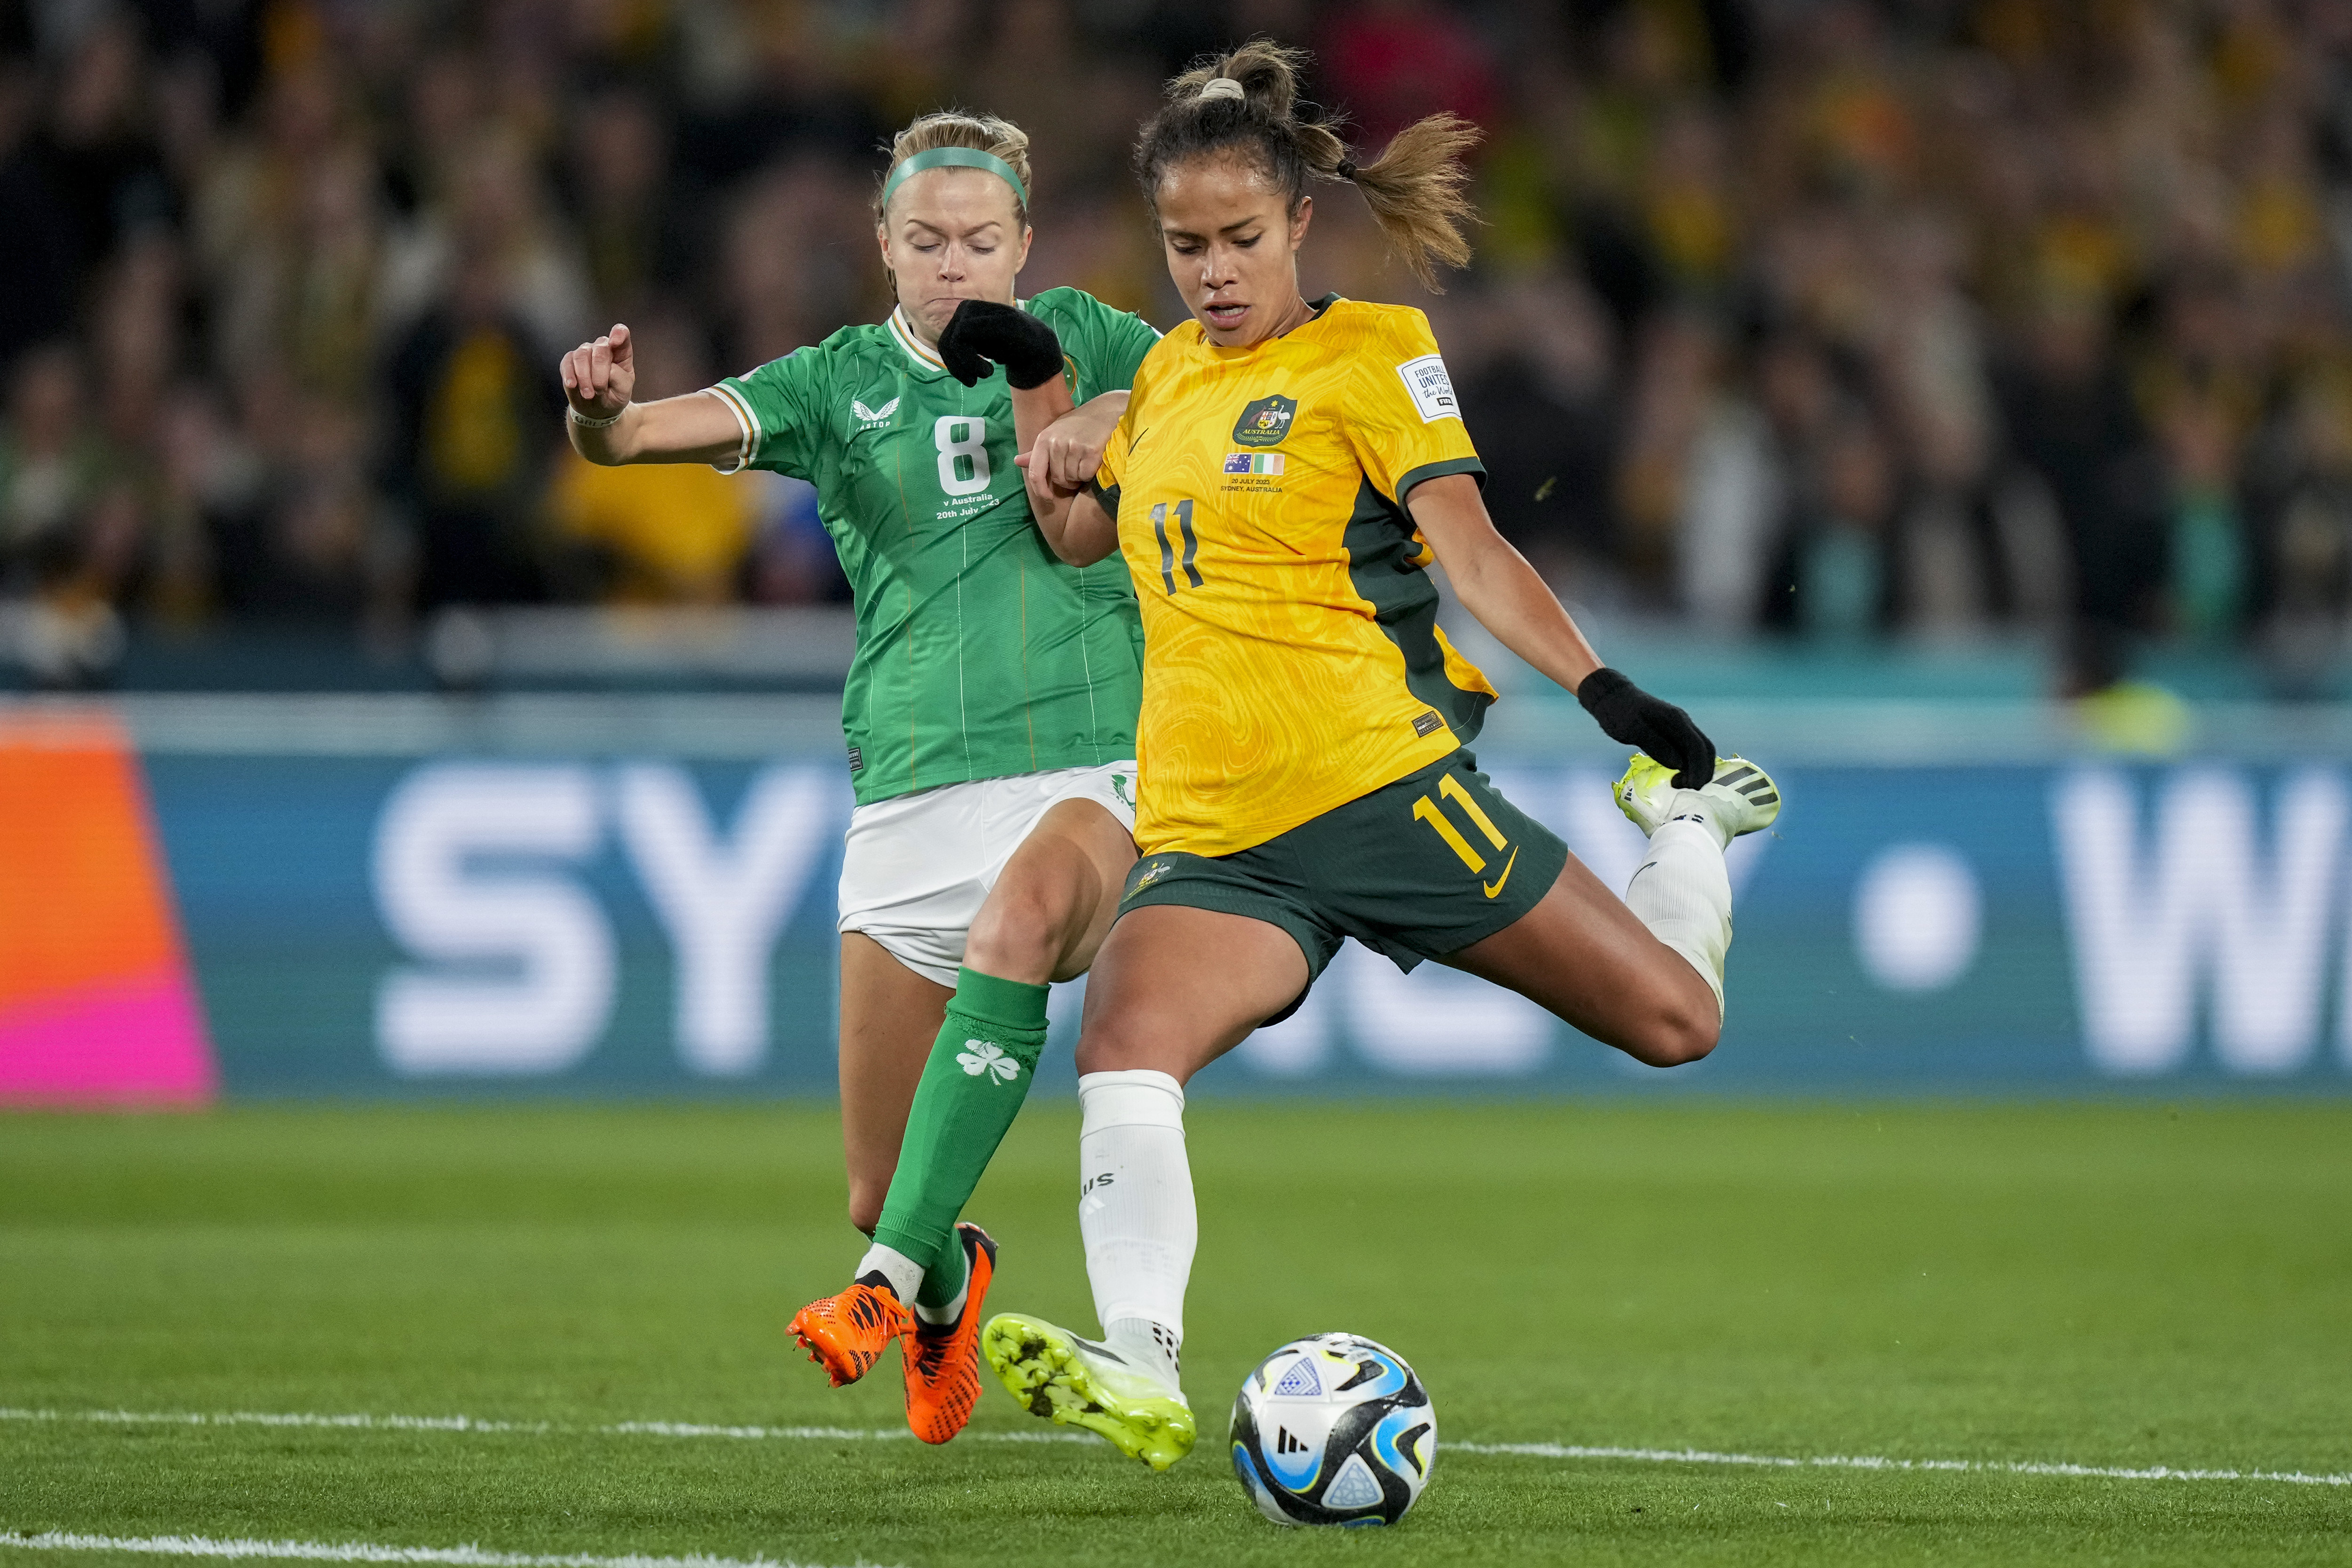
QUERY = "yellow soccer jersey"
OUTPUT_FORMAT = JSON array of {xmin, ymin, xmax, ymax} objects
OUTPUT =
[{"xmin": 1097, "ymin": 296, "xmax": 1497, "ymax": 858}]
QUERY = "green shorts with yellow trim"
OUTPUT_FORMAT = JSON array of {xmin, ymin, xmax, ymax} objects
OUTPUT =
[{"xmin": 1118, "ymin": 751, "xmax": 1569, "ymax": 1016}]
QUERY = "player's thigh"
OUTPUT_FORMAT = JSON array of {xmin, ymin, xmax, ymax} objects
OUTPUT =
[
  {"xmin": 969, "ymin": 796, "xmax": 1139, "ymax": 982},
  {"xmin": 836, "ymin": 932, "xmax": 953, "ymax": 1228},
  {"xmin": 1074, "ymin": 904, "xmax": 1307, "ymax": 1083},
  {"xmin": 1445, "ymin": 857, "xmax": 1717, "ymax": 1064}
]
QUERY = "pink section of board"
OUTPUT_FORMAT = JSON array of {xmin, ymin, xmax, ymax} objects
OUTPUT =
[{"xmin": 0, "ymin": 971, "xmax": 217, "ymax": 1105}]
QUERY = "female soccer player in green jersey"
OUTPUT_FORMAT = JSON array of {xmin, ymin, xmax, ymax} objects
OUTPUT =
[{"xmin": 557, "ymin": 111, "xmax": 1158, "ymax": 1444}]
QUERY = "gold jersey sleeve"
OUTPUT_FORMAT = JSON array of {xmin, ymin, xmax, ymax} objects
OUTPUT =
[{"xmin": 1102, "ymin": 298, "xmax": 1496, "ymax": 858}]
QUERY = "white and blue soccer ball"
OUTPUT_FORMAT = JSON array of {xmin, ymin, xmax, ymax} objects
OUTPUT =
[{"xmin": 1229, "ymin": 1332, "xmax": 1435, "ymax": 1527}]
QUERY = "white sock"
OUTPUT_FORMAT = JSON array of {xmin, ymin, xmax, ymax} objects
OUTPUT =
[
  {"xmin": 1624, "ymin": 796, "xmax": 1734, "ymax": 1019},
  {"xmin": 1077, "ymin": 1068, "xmax": 1194, "ymax": 1396},
  {"xmin": 1105, "ymin": 1315, "xmax": 1184, "ymax": 1390},
  {"xmin": 854, "ymin": 1241, "xmax": 923, "ymax": 1309},
  {"xmin": 912, "ymin": 1274, "xmax": 966, "ymax": 1327}
]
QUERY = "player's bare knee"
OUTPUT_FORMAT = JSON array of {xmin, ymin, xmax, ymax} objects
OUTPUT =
[
  {"xmin": 1073, "ymin": 1014, "xmax": 1160, "ymax": 1076},
  {"xmin": 1653, "ymin": 1005, "xmax": 1720, "ymax": 1067},
  {"xmin": 964, "ymin": 891, "xmax": 1065, "ymax": 984},
  {"xmin": 1621, "ymin": 980, "xmax": 1718, "ymax": 1067},
  {"xmin": 1653, "ymin": 1016, "xmax": 1719, "ymax": 1067},
  {"xmin": 1072, "ymin": 1035, "xmax": 1131, "ymax": 1077}
]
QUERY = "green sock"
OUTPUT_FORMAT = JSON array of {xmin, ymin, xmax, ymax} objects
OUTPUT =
[{"xmin": 872, "ymin": 967, "xmax": 1049, "ymax": 1310}]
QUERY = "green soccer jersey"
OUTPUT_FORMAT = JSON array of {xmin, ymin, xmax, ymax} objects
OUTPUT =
[{"xmin": 711, "ymin": 287, "xmax": 1156, "ymax": 805}]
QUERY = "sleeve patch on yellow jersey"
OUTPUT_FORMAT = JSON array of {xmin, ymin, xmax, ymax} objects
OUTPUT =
[{"xmin": 1396, "ymin": 354, "xmax": 1462, "ymax": 423}]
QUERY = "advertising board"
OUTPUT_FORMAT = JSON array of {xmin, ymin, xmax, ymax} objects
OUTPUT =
[{"xmin": 4, "ymin": 699, "xmax": 2349, "ymax": 1099}]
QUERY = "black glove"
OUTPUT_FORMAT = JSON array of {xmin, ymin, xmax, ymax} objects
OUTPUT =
[
  {"xmin": 937, "ymin": 300, "xmax": 1065, "ymax": 389},
  {"xmin": 1577, "ymin": 667, "xmax": 1715, "ymax": 789}
]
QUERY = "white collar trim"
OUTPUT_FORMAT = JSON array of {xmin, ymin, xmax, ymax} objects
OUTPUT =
[{"xmin": 889, "ymin": 307, "xmax": 946, "ymax": 370}]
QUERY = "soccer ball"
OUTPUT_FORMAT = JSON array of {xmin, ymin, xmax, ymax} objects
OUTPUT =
[{"xmin": 1228, "ymin": 1332, "xmax": 1435, "ymax": 1527}]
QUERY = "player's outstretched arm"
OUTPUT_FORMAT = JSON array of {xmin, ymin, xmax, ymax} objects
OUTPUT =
[
  {"xmin": 558, "ymin": 324, "xmax": 742, "ymax": 467},
  {"xmin": 1408, "ymin": 473, "xmax": 1714, "ymax": 785},
  {"xmin": 1407, "ymin": 474, "xmax": 1601, "ymax": 689}
]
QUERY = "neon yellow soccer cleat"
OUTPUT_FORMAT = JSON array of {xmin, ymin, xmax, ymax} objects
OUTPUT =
[
  {"xmin": 981, "ymin": 1312, "xmax": 1196, "ymax": 1471},
  {"xmin": 1614, "ymin": 754, "xmax": 1781, "ymax": 841}
]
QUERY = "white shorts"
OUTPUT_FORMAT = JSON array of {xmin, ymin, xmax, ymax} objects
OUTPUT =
[{"xmin": 837, "ymin": 760, "xmax": 1139, "ymax": 987}]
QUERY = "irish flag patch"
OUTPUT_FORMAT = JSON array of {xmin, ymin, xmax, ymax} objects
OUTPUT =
[{"xmin": 1222, "ymin": 452, "xmax": 1285, "ymax": 475}]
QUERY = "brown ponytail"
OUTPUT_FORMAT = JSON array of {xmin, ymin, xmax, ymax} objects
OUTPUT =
[{"xmin": 1135, "ymin": 40, "xmax": 1480, "ymax": 291}]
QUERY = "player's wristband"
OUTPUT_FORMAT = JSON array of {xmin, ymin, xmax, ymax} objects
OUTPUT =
[{"xmin": 568, "ymin": 404, "xmax": 625, "ymax": 430}]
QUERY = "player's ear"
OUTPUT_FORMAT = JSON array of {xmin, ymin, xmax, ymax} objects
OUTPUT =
[
  {"xmin": 1290, "ymin": 195, "xmax": 1313, "ymax": 252},
  {"xmin": 1015, "ymin": 222, "xmax": 1033, "ymax": 275}
]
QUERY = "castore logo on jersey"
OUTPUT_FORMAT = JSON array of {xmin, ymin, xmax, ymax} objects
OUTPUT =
[{"xmin": 851, "ymin": 397, "xmax": 899, "ymax": 427}]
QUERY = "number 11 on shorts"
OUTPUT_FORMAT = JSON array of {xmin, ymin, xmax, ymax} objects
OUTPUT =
[{"xmin": 1411, "ymin": 774, "xmax": 1509, "ymax": 874}]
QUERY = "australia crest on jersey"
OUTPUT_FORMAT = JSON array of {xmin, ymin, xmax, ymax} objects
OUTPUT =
[{"xmin": 1231, "ymin": 393, "xmax": 1298, "ymax": 448}]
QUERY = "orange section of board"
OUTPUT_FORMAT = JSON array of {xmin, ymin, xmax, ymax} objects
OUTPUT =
[{"xmin": 0, "ymin": 710, "xmax": 186, "ymax": 1009}]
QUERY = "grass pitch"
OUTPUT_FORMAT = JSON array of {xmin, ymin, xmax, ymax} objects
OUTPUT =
[{"xmin": 3, "ymin": 1100, "xmax": 2348, "ymax": 1567}]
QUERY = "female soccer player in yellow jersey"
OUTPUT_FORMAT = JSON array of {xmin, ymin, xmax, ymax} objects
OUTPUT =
[
  {"xmin": 946, "ymin": 44, "xmax": 1782, "ymax": 1470},
  {"xmin": 558, "ymin": 111, "xmax": 1160, "ymax": 1446}
]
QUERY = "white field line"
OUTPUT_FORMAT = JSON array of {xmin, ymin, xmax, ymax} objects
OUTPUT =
[
  {"xmin": 1446, "ymin": 1440, "xmax": 2352, "ymax": 1488},
  {"xmin": 0, "ymin": 1409, "xmax": 1088, "ymax": 1446},
  {"xmin": 4, "ymin": 1406, "xmax": 2347, "ymax": 1489},
  {"xmin": 0, "ymin": 1533, "xmax": 871, "ymax": 1568}
]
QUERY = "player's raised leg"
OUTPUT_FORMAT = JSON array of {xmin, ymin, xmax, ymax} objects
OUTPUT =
[
  {"xmin": 984, "ymin": 904, "xmax": 1304, "ymax": 1468},
  {"xmin": 1446, "ymin": 756, "xmax": 1780, "ymax": 1062},
  {"xmin": 1612, "ymin": 754, "xmax": 1780, "ymax": 1016}
]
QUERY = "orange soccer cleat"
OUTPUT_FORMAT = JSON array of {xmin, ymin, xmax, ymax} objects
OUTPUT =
[
  {"xmin": 788, "ymin": 1276, "xmax": 914, "ymax": 1388},
  {"xmin": 901, "ymin": 1222, "xmax": 1000, "ymax": 1444}
]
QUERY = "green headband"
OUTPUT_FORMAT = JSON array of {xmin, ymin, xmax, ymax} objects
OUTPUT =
[{"xmin": 881, "ymin": 146, "xmax": 1029, "ymax": 212}]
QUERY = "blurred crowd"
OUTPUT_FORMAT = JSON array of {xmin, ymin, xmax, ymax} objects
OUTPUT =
[{"xmin": 7, "ymin": 0, "xmax": 2352, "ymax": 691}]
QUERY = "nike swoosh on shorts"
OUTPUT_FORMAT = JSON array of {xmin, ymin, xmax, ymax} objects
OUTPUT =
[{"xmin": 1483, "ymin": 845, "xmax": 1519, "ymax": 899}]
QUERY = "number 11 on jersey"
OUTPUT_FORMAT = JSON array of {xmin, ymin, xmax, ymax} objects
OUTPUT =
[{"xmin": 1151, "ymin": 499, "xmax": 1203, "ymax": 594}]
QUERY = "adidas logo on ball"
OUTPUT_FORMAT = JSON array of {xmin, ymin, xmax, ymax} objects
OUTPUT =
[{"xmin": 1231, "ymin": 1332, "xmax": 1434, "ymax": 1528}]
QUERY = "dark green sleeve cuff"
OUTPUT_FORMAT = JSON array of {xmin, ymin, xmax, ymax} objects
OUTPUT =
[
  {"xmin": 1089, "ymin": 478, "xmax": 1121, "ymax": 519},
  {"xmin": 1394, "ymin": 456, "xmax": 1486, "ymax": 508}
]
